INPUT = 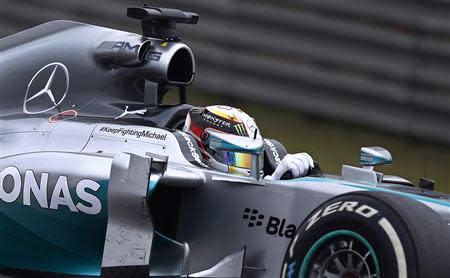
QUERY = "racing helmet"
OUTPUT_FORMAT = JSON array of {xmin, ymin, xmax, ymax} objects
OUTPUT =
[{"xmin": 182, "ymin": 105, "xmax": 264, "ymax": 177}]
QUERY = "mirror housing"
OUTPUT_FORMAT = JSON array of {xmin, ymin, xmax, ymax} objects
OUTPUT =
[{"xmin": 359, "ymin": 146, "xmax": 392, "ymax": 170}]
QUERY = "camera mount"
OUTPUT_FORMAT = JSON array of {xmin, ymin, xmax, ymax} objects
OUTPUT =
[{"xmin": 127, "ymin": 5, "xmax": 199, "ymax": 41}]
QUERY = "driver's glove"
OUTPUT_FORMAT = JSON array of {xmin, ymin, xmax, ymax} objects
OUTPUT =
[{"xmin": 265, "ymin": 153, "xmax": 314, "ymax": 180}]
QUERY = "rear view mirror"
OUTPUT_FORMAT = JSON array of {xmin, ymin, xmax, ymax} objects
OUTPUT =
[{"xmin": 359, "ymin": 146, "xmax": 392, "ymax": 170}]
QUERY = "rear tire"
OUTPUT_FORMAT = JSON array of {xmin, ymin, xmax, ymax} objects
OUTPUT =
[{"xmin": 281, "ymin": 191, "xmax": 449, "ymax": 278}]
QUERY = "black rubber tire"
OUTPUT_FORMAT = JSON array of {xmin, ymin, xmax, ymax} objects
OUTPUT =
[{"xmin": 281, "ymin": 191, "xmax": 450, "ymax": 278}]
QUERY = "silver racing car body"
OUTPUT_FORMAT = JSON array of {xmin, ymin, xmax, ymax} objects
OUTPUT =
[{"xmin": 0, "ymin": 6, "xmax": 448, "ymax": 278}]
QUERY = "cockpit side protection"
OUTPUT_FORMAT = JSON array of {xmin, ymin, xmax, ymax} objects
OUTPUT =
[
  {"xmin": 263, "ymin": 138, "xmax": 287, "ymax": 176},
  {"xmin": 174, "ymin": 131, "xmax": 208, "ymax": 168}
]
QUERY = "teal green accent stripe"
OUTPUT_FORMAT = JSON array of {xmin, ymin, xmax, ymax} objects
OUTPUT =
[
  {"xmin": 288, "ymin": 177, "xmax": 450, "ymax": 208},
  {"xmin": 148, "ymin": 175, "xmax": 161, "ymax": 197},
  {"xmin": 154, "ymin": 230, "xmax": 178, "ymax": 244},
  {"xmin": 0, "ymin": 179, "xmax": 109, "ymax": 276},
  {"xmin": 299, "ymin": 230, "xmax": 380, "ymax": 278}
]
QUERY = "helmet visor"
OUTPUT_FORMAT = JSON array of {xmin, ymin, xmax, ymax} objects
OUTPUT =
[{"xmin": 210, "ymin": 149, "xmax": 263, "ymax": 170}]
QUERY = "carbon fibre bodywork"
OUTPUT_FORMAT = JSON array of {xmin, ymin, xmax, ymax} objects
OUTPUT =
[{"xmin": 0, "ymin": 17, "xmax": 449, "ymax": 278}]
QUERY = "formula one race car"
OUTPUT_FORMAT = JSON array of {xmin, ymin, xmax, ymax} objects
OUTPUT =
[{"xmin": 0, "ymin": 5, "xmax": 449, "ymax": 278}]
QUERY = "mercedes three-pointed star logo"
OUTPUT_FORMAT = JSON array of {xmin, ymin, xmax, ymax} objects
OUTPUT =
[{"xmin": 23, "ymin": 62, "xmax": 69, "ymax": 114}]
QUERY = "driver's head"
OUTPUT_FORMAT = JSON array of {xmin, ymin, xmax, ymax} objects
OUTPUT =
[{"xmin": 183, "ymin": 105, "xmax": 263, "ymax": 176}]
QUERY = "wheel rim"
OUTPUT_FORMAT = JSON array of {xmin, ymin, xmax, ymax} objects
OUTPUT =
[{"xmin": 299, "ymin": 230, "xmax": 381, "ymax": 278}]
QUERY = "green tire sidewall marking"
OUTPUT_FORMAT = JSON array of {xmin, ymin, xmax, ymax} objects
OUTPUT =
[{"xmin": 299, "ymin": 229, "xmax": 381, "ymax": 278}]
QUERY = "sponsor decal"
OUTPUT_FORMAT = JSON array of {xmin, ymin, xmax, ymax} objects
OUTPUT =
[
  {"xmin": 242, "ymin": 208, "xmax": 265, "ymax": 227},
  {"xmin": 98, "ymin": 41, "xmax": 140, "ymax": 53},
  {"xmin": 147, "ymin": 51, "xmax": 162, "ymax": 61},
  {"xmin": 179, "ymin": 132, "xmax": 207, "ymax": 167},
  {"xmin": 202, "ymin": 113, "xmax": 231, "ymax": 128},
  {"xmin": 360, "ymin": 153, "xmax": 374, "ymax": 163},
  {"xmin": 242, "ymin": 207, "xmax": 297, "ymax": 238},
  {"xmin": 0, "ymin": 166, "xmax": 101, "ymax": 215},
  {"xmin": 98, "ymin": 126, "xmax": 167, "ymax": 141},
  {"xmin": 23, "ymin": 62, "xmax": 69, "ymax": 115},
  {"xmin": 264, "ymin": 139, "xmax": 282, "ymax": 165},
  {"xmin": 48, "ymin": 109, "xmax": 78, "ymax": 123},
  {"xmin": 305, "ymin": 201, "xmax": 379, "ymax": 231},
  {"xmin": 114, "ymin": 105, "xmax": 147, "ymax": 120},
  {"xmin": 234, "ymin": 124, "xmax": 248, "ymax": 136}
]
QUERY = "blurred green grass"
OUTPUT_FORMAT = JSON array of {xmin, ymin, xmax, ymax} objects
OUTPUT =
[{"xmin": 173, "ymin": 89, "xmax": 450, "ymax": 193}]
